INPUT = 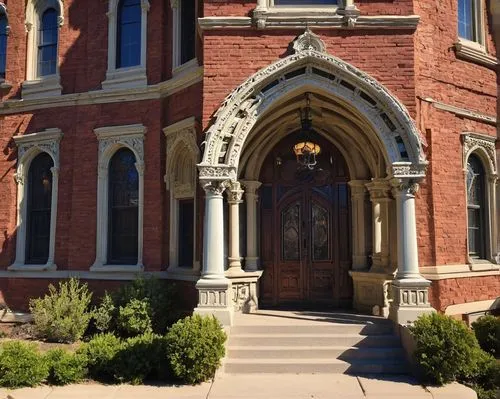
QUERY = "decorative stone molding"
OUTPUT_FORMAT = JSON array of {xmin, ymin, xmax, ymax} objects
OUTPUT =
[
  {"xmin": 92, "ymin": 124, "xmax": 146, "ymax": 272},
  {"xmin": 10, "ymin": 128, "xmax": 63, "ymax": 271},
  {"xmin": 227, "ymin": 181, "xmax": 244, "ymax": 204},
  {"xmin": 420, "ymin": 97, "xmax": 497, "ymax": 126},
  {"xmin": 350, "ymin": 271, "xmax": 393, "ymax": 317},
  {"xmin": 102, "ymin": 0, "xmax": 150, "ymax": 90},
  {"xmin": 462, "ymin": 132, "xmax": 497, "ymax": 175},
  {"xmin": 226, "ymin": 271, "xmax": 263, "ymax": 313},
  {"xmin": 199, "ymin": 33, "xmax": 427, "ymax": 180},
  {"xmin": 197, "ymin": 15, "xmax": 420, "ymax": 30},
  {"xmin": 455, "ymin": 40, "xmax": 498, "ymax": 69},
  {"xmin": 0, "ymin": 66, "xmax": 204, "ymax": 115},
  {"xmin": 164, "ymin": 117, "xmax": 200, "ymax": 271},
  {"xmin": 292, "ymin": 28, "xmax": 326, "ymax": 53},
  {"xmin": 391, "ymin": 162, "xmax": 427, "ymax": 179}
]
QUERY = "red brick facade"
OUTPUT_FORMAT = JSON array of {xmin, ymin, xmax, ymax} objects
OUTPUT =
[{"xmin": 0, "ymin": 0, "xmax": 498, "ymax": 315}]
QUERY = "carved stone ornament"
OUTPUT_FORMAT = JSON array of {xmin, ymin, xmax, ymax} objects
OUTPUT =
[
  {"xmin": 201, "ymin": 181, "xmax": 227, "ymax": 196},
  {"xmin": 292, "ymin": 28, "xmax": 326, "ymax": 54},
  {"xmin": 227, "ymin": 181, "xmax": 244, "ymax": 203},
  {"xmin": 391, "ymin": 179, "xmax": 420, "ymax": 197},
  {"xmin": 200, "ymin": 45, "xmax": 427, "ymax": 178},
  {"xmin": 462, "ymin": 133, "xmax": 497, "ymax": 174}
]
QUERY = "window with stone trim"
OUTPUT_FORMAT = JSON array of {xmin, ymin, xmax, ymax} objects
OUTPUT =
[
  {"xmin": 467, "ymin": 154, "xmax": 486, "ymax": 259},
  {"xmin": 37, "ymin": 8, "xmax": 58, "ymax": 77},
  {"xmin": 0, "ymin": 5, "xmax": 8, "ymax": 80},
  {"xmin": 458, "ymin": 0, "xmax": 482, "ymax": 44},
  {"xmin": 172, "ymin": 0, "xmax": 197, "ymax": 72},
  {"xmin": 116, "ymin": 0, "xmax": 142, "ymax": 69}
]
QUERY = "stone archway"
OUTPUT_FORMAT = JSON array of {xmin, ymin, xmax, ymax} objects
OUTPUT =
[{"xmin": 194, "ymin": 29, "xmax": 434, "ymax": 326}]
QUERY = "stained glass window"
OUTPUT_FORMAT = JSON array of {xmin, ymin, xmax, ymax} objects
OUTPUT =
[
  {"xmin": 312, "ymin": 202, "xmax": 329, "ymax": 261},
  {"xmin": 281, "ymin": 202, "xmax": 300, "ymax": 261}
]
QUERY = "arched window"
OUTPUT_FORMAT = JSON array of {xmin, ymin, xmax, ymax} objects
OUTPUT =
[
  {"xmin": 37, "ymin": 8, "xmax": 58, "ymax": 77},
  {"xmin": 108, "ymin": 148, "xmax": 139, "ymax": 264},
  {"xmin": 0, "ymin": 12, "xmax": 8, "ymax": 79},
  {"xmin": 467, "ymin": 154, "xmax": 486, "ymax": 259},
  {"xmin": 116, "ymin": 0, "xmax": 141, "ymax": 69},
  {"xmin": 26, "ymin": 152, "xmax": 54, "ymax": 264}
]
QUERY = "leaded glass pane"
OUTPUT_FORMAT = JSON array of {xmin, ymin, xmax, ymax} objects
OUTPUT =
[
  {"xmin": 466, "ymin": 155, "xmax": 485, "ymax": 258},
  {"xmin": 281, "ymin": 202, "xmax": 300, "ymax": 261},
  {"xmin": 312, "ymin": 202, "xmax": 329, "ymax": 261}
]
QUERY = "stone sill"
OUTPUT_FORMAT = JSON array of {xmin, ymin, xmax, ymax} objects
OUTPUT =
[
  {"xmin": 454, "ymin": 40, "xmax": 498, "ymax": 69},
  {"xmin": 7, "ymin": 263, "xmax": 57, "ymax": 272},
  {"xmin": 90, "ymin": 264, "xmax": 144, "ymax": 273},
  {"xmin": 102, "ymin": 66, "xmax": 148, "ymax": 90},
  {"xmin": 22, "ymin": 75, "xmax": 62, "ymax": 100},
  {"xmin": 172, "ymin": 58, "xmax": 199, "ymax": 77}
]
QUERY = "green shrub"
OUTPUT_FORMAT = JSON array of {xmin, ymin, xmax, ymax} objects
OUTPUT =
[
  {"xmin": 0, "ymin": 341, "xmax": 49, "ymax": 388},
  {"xmin": 472, "ymin": 315, "xmax": 500, "ymax": 357},
  {"xmin": 166, "ymin": 314, "xmax": 226, "ymax": 384},
  {"xmin": 409, "ymin": 312, "xmax": 484, "ymax": 385},
  {"xmin": 77, "ymin": 333, "xmax": 121, "ymax": 382},
  {"xmin": 116, "ymin": 298, "xmax": 153, "ymax": 337},
  {"xmin": 30, "ymin": 278, "xmax": 93, "ymax": 343},
  {"xmin": 93, "ymin": 292, "xmax": 116, "ymax": 333},
  {"xmin": 45, "ymin": 348, "xmax": 87, "ymax": 385},
  {"xmin": 113, "ymin": 332, "xmax": 168, "ymax": 384},
  {"xmin": 115, "ymin": 278, "xmax": 177, "ymax": 334}
]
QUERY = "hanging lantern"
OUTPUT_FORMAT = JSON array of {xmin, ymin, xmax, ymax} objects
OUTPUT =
[{"xmin": 293, "ymin": 93, "xmax": 321, "ymax": 170}]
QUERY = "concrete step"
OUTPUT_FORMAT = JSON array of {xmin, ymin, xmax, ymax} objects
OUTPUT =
[
  {"xmin": 224, "ymin": 358, "xmax": 409, "ymax": 374},
  {"xmin": 230, "ymin": 323, "xmax": 394, "ymax": 335},
  {"xmin": 226, "ymin": 346, "xmax": 406, "ymax": 360},
  {"xmin": 227, "ymin": 334, "xmax": 401, "ymax": 348}
]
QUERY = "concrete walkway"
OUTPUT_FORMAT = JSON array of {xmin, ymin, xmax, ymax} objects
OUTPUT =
[{"xmin": 0, "ymin": 374, "xmax": 477, "ymax": 399}]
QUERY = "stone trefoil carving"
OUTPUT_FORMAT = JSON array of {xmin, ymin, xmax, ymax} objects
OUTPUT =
[
  {"xmin": 292, "ymin": 28, "xmax": 326, "ymax": 54},
  {"xmin": 462, "ymin": 133, "xmax": 497, "ymax": 175}
]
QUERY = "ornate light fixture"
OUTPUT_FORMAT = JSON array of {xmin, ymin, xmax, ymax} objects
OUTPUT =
[{"xmin": 293, "ymin": 93, "xmax": 321, "ymax": 170}]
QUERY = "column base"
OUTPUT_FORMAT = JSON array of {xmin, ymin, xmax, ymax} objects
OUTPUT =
[
  {"xmin": 245, "ymin": 257, "xmax": 259, "ymax": 271},
  {"xmin": 194, "ymin": 277, "xmax": 234, "ymax": 326},
  {"xmin": 389, "ymin": 278, "xmax": 435, "ymax": 325}
]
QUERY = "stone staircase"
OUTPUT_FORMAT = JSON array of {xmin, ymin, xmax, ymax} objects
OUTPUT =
[{"xmin": 224, "ymin": 310, "xmax": 409, "ymax": 374}]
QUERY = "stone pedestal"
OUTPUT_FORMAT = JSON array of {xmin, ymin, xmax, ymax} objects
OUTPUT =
[
  {"xmin": 242, "ymin": 180, "xmax": 262, "ymax": 271},
  {"xmin": 350, "ymin": 270, "xmax": 394, "ymax": 317},
  {"xmin": 226, "ymin": 270, "xmax": 263, "ymax": 313},
  {"xmin": 227, "ymin": 181, "xmax": 244, "ymax": 275},
  {"xmin": 389, "ymin": 278, "xmax": 433, "ymax": 325},
  {"xmin": 194, "ymin": 277, "xmax": 233, "ymax": 326}
]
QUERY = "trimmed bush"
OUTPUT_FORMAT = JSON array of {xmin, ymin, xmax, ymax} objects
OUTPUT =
[
  {"xmin": 30, "ymin": 278, "xmax": 93, "ymax": 343},
  {"xmin": 114, "ymin": 332, "xmax": 168, "ymax": 384},
  {"xmin": 166, "ymin": 314, "xmax": 226, "ymax": 384},
  {"xmin": 116, "ymin": 298, "xmax": 153, "ymax": 337},
  {"xmin": 93, "ymin": 292, "xmax": 116, "ymax": 334},
  {"xmin": 409, "ymin": 312, "xmax": 484, "ymax": 385},
  {"xmin": 0, "ymin": 341, "xmax": 49, "ymax": 388},
  {"xmin": 472, "ymin": 315, "xmax": 500, "ymax": 357},
  {"xmin": 77, "ymin": 333, "xmax": 122, "ymax": 382},
  {"xmin": 45, "ymin": 348, "xmax": 87, "ymax": 385},
  {"xmin": 115, "ymin": 278, "xmax": 177, "ymax": 334},
  {"xmin": 462, "ymin": 351, "xmax": 500, "ymax": 399}
]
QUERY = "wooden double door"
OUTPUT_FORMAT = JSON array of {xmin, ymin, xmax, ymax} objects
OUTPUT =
[{"xmin": 259, "ymin": 134, "xmax": 352, "ymax": 307}]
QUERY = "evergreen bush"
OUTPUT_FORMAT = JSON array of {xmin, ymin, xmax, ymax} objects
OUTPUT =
[
  {"xmin": 472, "ymin": 315, "xmax": 500, "ymax": 357},
  {"xmin": 77, "ymin": 333, "xmax": 122, "ymax": 382},
  {"xmin": 0, "ymin": 341, "xmax": 49, "ymax": 388},
  {"xmin": 165, "ymin": 314, "xmax": 226, "ymax": 384},
  {"xmin": 45, "ymin": 348, "xmax": 87, "ymax": 385},
  {"xmin": 116, "ymin": 298, "xmax": 153, "ymax": 337},
  {"xmin": 93, "ymin": 292, "xmax": 116, "ymax": 334},
  {"xmin": 409, "ymin": 312, "xmax": 484, "ymax": 385},
  {"xmin": 30, "ymin": 278, "xmax": 93, "ymax": 343}
]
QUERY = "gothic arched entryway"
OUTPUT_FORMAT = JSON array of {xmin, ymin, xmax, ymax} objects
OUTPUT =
[{"xmin": 259, "ymin": 134, "xmax": 352, "ymax": 307}]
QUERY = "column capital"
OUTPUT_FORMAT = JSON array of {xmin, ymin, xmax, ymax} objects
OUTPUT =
[
  {"xmin": 366, "ymin": 178, "xmax": 392, "ymax": 201},
  {"xmin": 348, "ymin": 180, "xmax": 369, "ymax": 198},
  {"xmin": 241, "ymin": 180, "xmax": 262, "ymax": 194},
  {"xmin": 227, "ymin": 181, "xmax": 244, "ymax": 204},
  {"xmin": 201, "ymin": 181, "xmax": 227, "ymax": 196},
  {"xmin": 390, "ymin": 178, "xmax": 420, "ymax": 198}
]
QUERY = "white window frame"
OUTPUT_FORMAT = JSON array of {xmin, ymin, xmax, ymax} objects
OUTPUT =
[
  {"xmin": 163, "ymin": 117, "xmax": 200, "ymax": 279},
  {"xmin": 23, "ymin": 0, "xmax": 63, "ymax": 99},
  {"xmin": 462, "ymin": 133, "xmax": 498, "ymax": 267},
  {"xmin": 0, "ymin": 2, "xmax": 11, "ymax": 84},
  {"xmin": 92, "ymin": 124, "xmax": 146, "ymax": 272},
  {"xmin": 102, "ymin": 0, "xmax": 150, "ymax": 90},
  {"xmin": 454, "ymin": 0, "xmax": 498, "ymax": 68},
  {"xmin": 10, "ymin": 128, "xmax": 63, "ymax": 271},
  {"xmin": 171, "ymin": 0, "xmax": 199, "ymax": 75}
]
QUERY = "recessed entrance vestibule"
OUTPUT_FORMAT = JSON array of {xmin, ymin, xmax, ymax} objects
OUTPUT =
[{"xmin": 194, "ymin": 29, "xmax": 434, "ymax": 326}]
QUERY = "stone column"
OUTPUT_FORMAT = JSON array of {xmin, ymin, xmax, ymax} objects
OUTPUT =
[
  {"xmin": 243, "ymin": 180, "xmax": 262, "ymax": 271},
  {"xmin": 366, "ymin": 179, "xmax": 392, "ymax": 273},
  {"xmin": 226, "ymin": 181, "xmax": 244, "ymax": 275},
  {"xmin": 389, "ymin": 179, "xmax": 434, "ymax": 324},
  {"xmin": 47, "ymin": 166, "xmax": 59, "ymax": 268},
  {"xmin": 194, "ymin": 181, "xmax": 233, "ymax": 326},
  {"xmin": 348, "ymin": 180, "xmax": 369, "ymax": 270}
]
